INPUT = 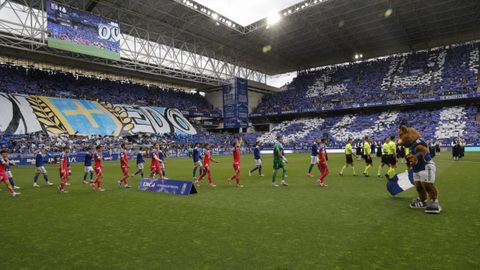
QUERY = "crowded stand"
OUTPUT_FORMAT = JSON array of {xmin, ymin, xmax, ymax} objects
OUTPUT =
[
  {"xmin": 253, "ymin": 42, "xmax": 479, "ymax": 115},
  {"xmin": 0, "ymin": 63, "xmax": 221, "ymax": 115},
  {"xmin": 250, "ymin": 106, "xmax": 479, "ymax": 149},
  {"xmin": 0, "ymin": 42, "xmax": 479, "ymax": 158}
]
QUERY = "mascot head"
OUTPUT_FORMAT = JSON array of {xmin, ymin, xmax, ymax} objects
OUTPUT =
[{"xmin": 397, "ymin": 125, "xmax": 421, "ymax": 148}]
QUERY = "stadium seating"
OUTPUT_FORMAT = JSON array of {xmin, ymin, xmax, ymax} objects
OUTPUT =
[
  {"xmin": 251, "ymin": 106, "xmax": 479, "ymax": 148},
  {"xmin": 0, "ymin": 63, "xmax": 221, "ymax": 115},
  {"xmin": 254, "ymin": 42, "xmax": 479, "ymax": 114}
]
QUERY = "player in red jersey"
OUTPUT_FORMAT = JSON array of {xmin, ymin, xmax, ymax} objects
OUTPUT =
[
  {"xmin": 118, "ymin": 143, "xmax": 131, "ymax": 188},
  {"xmin": 150, "ymin": 143, "xmax": 165, "ymax": 179},
  {"xmin": 317, "ymin": 138, "xmax": 329, "ymax": 187},
  {"xmin": 0, "ymin": 149, "xmax": 20, "ymax": 197},
  {"xmin": 58, "ymin": 146, "xmax": 70, "ymax": 193},
  {"xmin": 227, "ymin": 140, "xmax": 243, "ymax": 187},
  {"xmin": 195, "ymin": 143, "xmax": 219, "ymax": 188},
  {"xmin": 93, "ymin": 145, "xmax": 105, "ymax": 192}
]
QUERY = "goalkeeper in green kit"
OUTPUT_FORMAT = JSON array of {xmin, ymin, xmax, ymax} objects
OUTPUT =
[{"xmin": 272, "ymin": 135, "xmax": 289, "ymax": 187}]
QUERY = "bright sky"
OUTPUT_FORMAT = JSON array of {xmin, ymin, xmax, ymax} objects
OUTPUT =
[{"xmin": 194, "ymin": 0, "xmax": 303, "ymax": 26}]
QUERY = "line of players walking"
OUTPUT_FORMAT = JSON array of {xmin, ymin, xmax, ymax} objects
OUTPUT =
[
  {"xmin": 0, "ymin": 133, "xmax": 436, "ymax": 197},
  {"xmin": 335, "ymin": 136, "xmax": 403, "ymax": 179}
]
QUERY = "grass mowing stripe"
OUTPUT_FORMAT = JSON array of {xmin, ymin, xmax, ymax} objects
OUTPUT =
[{"xmin": 1, "ymin": 152, "xmax": 479, "ymax": 269}]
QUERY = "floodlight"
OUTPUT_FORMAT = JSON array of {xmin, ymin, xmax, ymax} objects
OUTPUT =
[
  {"xmin": 267, "ymin": 13, "xmax": 281, "ymax": 26},
  {"xmin": 211, "ymin": 13, "xmax": 218, "ymax": 20},
  {"xmin": 384, "ymin": 8, "xmax": 393, "ymax": 17}
]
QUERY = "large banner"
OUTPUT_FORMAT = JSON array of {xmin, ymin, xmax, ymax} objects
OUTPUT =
[
  {"xmin": 0, "ymin": 94, "xmax": 196, "ymax": 137},
  {"xmin": 47, "ymin": 1, "xmax": 121, "ymax": 60},
  {"xmin": 223, "ymin": 77, "xmax": 248, "ymax": 129}
]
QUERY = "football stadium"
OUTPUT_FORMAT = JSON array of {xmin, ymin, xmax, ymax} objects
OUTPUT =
[{"xmin": 0, "ymin": 0, "xmax": 479, "ymax": 269}]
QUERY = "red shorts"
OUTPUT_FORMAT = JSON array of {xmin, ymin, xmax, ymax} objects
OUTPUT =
[
  {"xmin": 318, "ymin": 162, "xmax": 329, "ymax": 173},
  {"xmin": 59, "ymin": 168, "xmax": 69, "ymax": 178},
  {"xmin": 233, "ymin": 163, "xmax": 240, "ymax": 171},
  {"xmin": 150, "ymin": 163, "xmax": 161, "ymax": 174},
  {"xmin": 121, "ymin": 166, "xmax": 129, "ymax": 175},
  {"xmin": 0, "ymin": 172, "xmax": 8, "ymax": 182},
  {"xmin": 94, "ymin": 167, "xmax": 103, "ymax": 176}
]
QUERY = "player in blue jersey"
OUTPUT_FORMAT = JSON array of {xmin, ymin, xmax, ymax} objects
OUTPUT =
[
  {"xmin": 83, "ymin": 146, "xmax": 94, "ymax": 184},
  {"xmin": 307, "ymin": 138, "xmax": 319, "ymax": 177},
  {"xmin": 133, "ymin": 147, "xmax": 145, "ymax": 178},
  {"xmin": 33, "ymin": 146, "xmax": 53, "ymax": 187},
  {"xmin": 248, "ymin": 141, "xmax": 264, "ymax": 176},
  {"xmin": 192, "ymin": 143, "xmax": 203, "ymax": 180}
]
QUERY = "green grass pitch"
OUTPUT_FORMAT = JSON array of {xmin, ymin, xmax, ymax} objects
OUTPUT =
[{"xmin": 1, "ymin": 152, "xmax": 479, "ymax": 269}]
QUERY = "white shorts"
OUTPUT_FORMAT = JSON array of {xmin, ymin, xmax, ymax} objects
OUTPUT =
[
  {"xmin": 36, "ymin": 166, "xmax": 47, "ymax": 174},
  {"xmin": 255, "ymin": 159, "xmax": 262, "ymax": 166},
  {"xmin": 413, "ymin": 162, "xmax": 436, "ymax": 183},
  {"xmin": 160, "ymin": 162, "xmax": 165, "ymax": 169},
  {"xmin": 84, "ymin": 166, "xmax": 94, "ymax": 173},
  {"xmin": 6, "ymin": 171, "xmax": 13, "ymax": 178},
  {"xmin": 194, "ymin": 161, "xmax": 202, "ymax": 167},
  {"xmin": 137, "ymin": 163, "xmax": 144, "ymax": 170},
  {"xmin": 310, "ymin": 156, "xmax": 318, "ymax": 165}
]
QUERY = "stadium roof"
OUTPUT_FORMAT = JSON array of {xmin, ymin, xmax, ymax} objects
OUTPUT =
[
  {"xmin": 6, "ymin": 0, "xmax": 480, "ymax": 79},
  {"xmin": 66, "ymin": 0, "xmax": 480, "ymax": 75},
  {"xmin": 193, "ymin": 0, "xmax": 304, "ymax": 27}
]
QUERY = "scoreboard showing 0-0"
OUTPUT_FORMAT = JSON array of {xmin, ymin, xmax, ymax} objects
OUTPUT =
[
  {"xmin": 98, "ymin": 23, "xmax": 121, "ymax": 43},
  {"xmin": 47, "ymin": 1, "xmax": 121, "ymax": 61}
]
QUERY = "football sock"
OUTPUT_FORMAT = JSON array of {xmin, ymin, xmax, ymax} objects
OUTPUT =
[
  {"xmin": 308, "ymin": 164, "xmax": 314, "ymax": 173},
  {"xmin": 33, "ymin": 175, "xmax": 38, "ymax": 183},
  {"xmin": 387, "ymin": 167, "xmax": 395, "ymax": 178},
  {"xmin": 340, "ymin": 165, "xmax": 346, "ymax": 173}
]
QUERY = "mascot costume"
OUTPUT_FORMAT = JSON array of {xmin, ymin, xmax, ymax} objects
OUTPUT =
[{"xmin": 391, "ymin": 125, "xmax": 442, "ymax": 214}]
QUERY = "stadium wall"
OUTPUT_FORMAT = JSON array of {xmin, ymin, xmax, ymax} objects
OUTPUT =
[
  {"xmin": 205, "ymin": 90, "xmax": 223, "ymax": 112},
  {"xmin": 205, "ymin": 88, "xmax": 264, "ymax": 113}
]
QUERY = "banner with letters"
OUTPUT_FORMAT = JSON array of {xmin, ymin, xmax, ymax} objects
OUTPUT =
[
  {"xmin": 0, "ymin": 93, "xmax": 196, "ymax": 137},
  {"xmin": 138, "ymin": 178, "xmax": 197, "ymax": 195}
]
